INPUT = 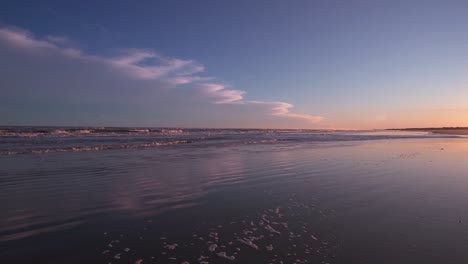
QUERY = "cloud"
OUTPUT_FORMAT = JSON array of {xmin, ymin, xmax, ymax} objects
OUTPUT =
[
  {"xmin": 0, "ymin": 27, "xmax": 55, "ymax": 49},
  {"xmin": 44, "ymin": 35, "xmax": 75, "ymax": 46},
  {"xmin": 0, "ymin": 26, "xmax": 323, "ymax": 127},
  {"xmin": 199, "ymin": 83, "xmax": 246, "ymax": 104},
  {"xmin": 247, "ymin": 101, "xmax": 323, "ymax": 122},
  {"xmin": 107, "ymin": 49, "xmax": 205, "ymax": 81}
]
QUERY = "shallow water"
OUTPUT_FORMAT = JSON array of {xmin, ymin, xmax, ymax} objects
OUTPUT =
[{"xmin": 1, "ymin": 129, "xmax": 468, "ymax": 263}]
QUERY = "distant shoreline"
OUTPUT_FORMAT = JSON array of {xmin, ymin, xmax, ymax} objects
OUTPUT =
[{"xmin": 390, "ymin": 127, "xmax": 468, "ymax": 136}]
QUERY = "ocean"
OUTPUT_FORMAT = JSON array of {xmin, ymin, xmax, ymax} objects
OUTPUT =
[{"xmin": 1, "ymin": 127, "xmax": 468, "ymax": 263}]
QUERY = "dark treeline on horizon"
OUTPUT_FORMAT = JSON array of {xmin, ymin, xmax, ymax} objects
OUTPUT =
[{"xmin": 389, "ymin": 127, "xmax": 468, "ymax": 131}]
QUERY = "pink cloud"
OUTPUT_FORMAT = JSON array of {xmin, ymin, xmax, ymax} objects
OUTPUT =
[
  {"xmin": 247, "ymin": 101, "xmax": 323, "ymax": 123},
  {"xmin": 107, "ymin": 49, "xmax": 204, "ymax": 80},
  {"xmin": 44, "ymin": 35, "xmax": 75, "ymax": 46},
  {"xmin": 199, "ymin": 83, "xmax": 246, "ymax": 104},
  {"xmin": 0, "ymin": 27, "xmax": 55, "ymax": 50}
]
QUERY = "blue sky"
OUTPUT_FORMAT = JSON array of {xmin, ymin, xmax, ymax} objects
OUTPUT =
[{"xmin": 1, "ymin": 0, "xmax": 468, "ymax": 128}]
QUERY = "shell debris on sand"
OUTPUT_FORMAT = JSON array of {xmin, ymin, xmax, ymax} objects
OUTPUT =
[
  {"xmin": 237, "ymin": 238, "xmax": 259, "ymax": 250},
  {"xmin": 265, "ymin": 225, "xmax": 281, "ymax": 234},
  {"xmin": 164, "ymin": 243, "xmax": 178, "ymax": 250},
  {"xmin": 217, "ymin": 252, "xmax": 236, "ymax": 261},
  {"xmin": 99, "ymin": 198, "xmax": 338, "ymax": 263},
  {"xmin": 208, "ymin": 244, "xmax": 218, "ymax": 252}
]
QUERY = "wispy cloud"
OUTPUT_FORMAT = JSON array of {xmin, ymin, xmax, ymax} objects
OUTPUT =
[
  {"xmin": 0, "ymin": 26, "xmax": 323, "ymax": 126},
  {"xmin": 199, "ymin": 83, "xmax": 246, "ymax": 104},
  {"xmin": 247, "ymin": 101, "xmax": 323, "ymax": 122},
  {"xmin": 0, "ymin": 27, "xmax": 55, "ymax": 49},
  {"xmin": 107, "ymin": 49, "xmax": 205, "ymax": 81},
  {"xmin": 44, "ymin": 35, "xmax": 74, "ymax": 46}
]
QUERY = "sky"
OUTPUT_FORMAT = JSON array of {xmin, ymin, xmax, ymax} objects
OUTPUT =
[{"xmin": 1, "ymin": 0, "xmax": 468, "ymax": 129}]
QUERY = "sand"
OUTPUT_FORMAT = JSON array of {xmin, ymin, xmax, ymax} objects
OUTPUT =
[{"xmin": 3, "ymin": 136, "xmax": 468, "ymax": 263}]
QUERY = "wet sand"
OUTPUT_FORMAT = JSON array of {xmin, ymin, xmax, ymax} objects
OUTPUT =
[{"xmin": 1, "ymin": 138, "xmax": 468, "ymax": 263}]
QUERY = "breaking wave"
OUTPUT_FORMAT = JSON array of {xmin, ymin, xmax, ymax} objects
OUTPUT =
[
  {"xmin": 0, "ymin": 127, "xmax": 186, "ymax": 137},
  {"xmin": 0, "ymin": 140, "xmax": 194, "ymax": 156},
  {"xmin": 0, "ymin": 126, "xmax": 460, "ymax": 156}
]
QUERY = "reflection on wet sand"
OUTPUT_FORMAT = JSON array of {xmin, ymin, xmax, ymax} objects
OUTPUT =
[{"xmin": 2, "ymin": 138, "xmax": 468, "ymax": 263}]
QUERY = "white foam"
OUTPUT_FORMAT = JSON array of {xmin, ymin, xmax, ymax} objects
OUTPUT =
[{"xmin": 1, "ymin": 140, "xmax": 195, "ymax": 156}]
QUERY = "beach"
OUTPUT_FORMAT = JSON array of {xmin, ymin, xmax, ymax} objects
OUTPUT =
[
  {"xmin": 3, "ymin": 1, "xmax": 468, "ymax": 263},
  {"xmin": 1, "ymin": 129, "xmax": 468, "ymax": 264}
]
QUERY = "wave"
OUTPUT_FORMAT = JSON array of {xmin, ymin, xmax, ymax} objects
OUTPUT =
[
  {"xmin": 0, "ymin": 140, "xmax": 194, "ymax": 156},
  {"xmin": 0, "ymin": 127, "xmax": 186, "ymax": 137},
  {"xmin": 0, "ymin": 127, "xmax": 461, "ymax": 156},
  {"xmin": 0, "ymin": 127, "xmax": 380, "ymax": 137},
  {"xmin": 0, "ymin": 138, "xmax": 288, "ymax": 156}
]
